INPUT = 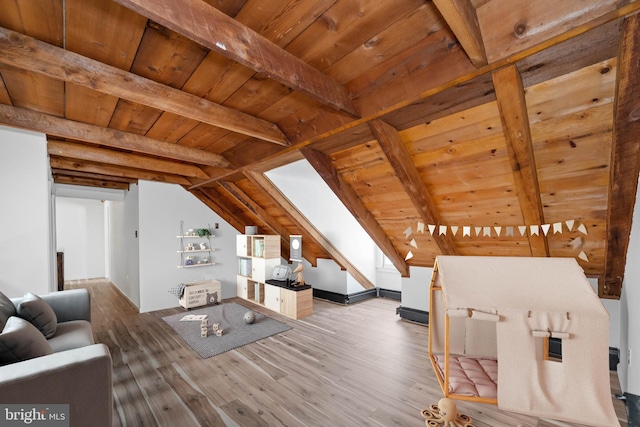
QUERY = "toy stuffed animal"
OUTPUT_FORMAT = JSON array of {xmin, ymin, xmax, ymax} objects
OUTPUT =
[{"xmin": 420, "ymin": 398, "xmax": 474, "ymax": 427}]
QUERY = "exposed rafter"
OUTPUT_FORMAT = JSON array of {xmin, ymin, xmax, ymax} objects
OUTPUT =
[
  {"xmin": 47, "ymin": 139, "xmax": 209, "ymax": 179},
  {"xmin": 192, "ymin": 186, "xmax": 251, "ymax": 233},
  {"xmin": 301, "ymin": 145, "xmax": 410, "ymax": 277},
  {"xmin": 246, "ymin": 171, "xmax": 375, "ymax": 289},
  {"xmin": 432, "ymin": 0, "xmax": 487, "ymax": 67},
  {"xmin": 604, "ymin": 13, "xmax": 640, "ymax": 299},
  {"xmin": 492, "ymin": 65, "xmax": 549, "ymax": 258},
  {"xmin": 368, "ymin": 120, "xmax": 459, "ymax": 258},
  {"xmin": 0, "ymin": 27, "xmax": 289, "ymax": 146},
  {"xmin": 0, "ymin": 105, "xmax": 229, "ymax": 169},
  {"xmin": 112, "ymin": 0, "xmax": 359, "ymax": 117},
  {"xmin": 49, "ymin": 157, "xmax": 193, "ymax": 186},
  {"xmin": 218, "ymin": 180, "xmax": 292, "ymax": 259}
]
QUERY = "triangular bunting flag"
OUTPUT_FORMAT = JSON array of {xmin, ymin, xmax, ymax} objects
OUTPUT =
[
  {"xmin": 506, "ymin": 226, "xmax": 514, "ymax": 237},
  {"xmin": 439, "ymin": 225, "xmax": 447, "ymax": 236},
  {"xmin": 417, "ymin": 222, "xmax": 425, "ymax": 233},
  {"xmin": 565, "ymin": 219, "xmax": 575, "ymax": 232},
  {"xmin": 483, "ymin": 226, "xmax": 491, "ymax": 237},
  {"xmin": 518, "ymin": 225, "xmax": 527, "ymax": 236},
  {"xmin": 577, "ymin": 223, "xmax": 588, "ymax": 235},
  {"xmin": 541, "ymin": 224, "xmax": 551, "ymax": 236},
  {"xmin": 530, "ymin": 225, "xmax": 539, "ymax": 236},
  {"xmin": 494, "ymin": 226, "xmax": 502, "ymax": 236},
  {"xmin": 428, "ymin": 224, "xmax": 436, "ymax": 235},
  {"xmin": 409, "ymin": 239, "xmax": 418, "ymax": 248},
  {"xmin": 405, "ymin": 251, "xmax": 414, "ymax": 261},
  {"xmin": 450, "ymin": 226, "xmax": 459, "ymax": 236},
  {"xmin": 404, "ymin": 226, "xmax": 412, "ymax": 239},
  {"xmin": 463, "ymin": 226, "xmax": 471, "ymax": 237},
  {"xmin": 578, "ymin": 251, "xmax": 589, "ymax": 262},
  {"xmin": 553, "ymin": 222, "xmax": 563, "ymax": 234},
  {"xmin": 475, "ymin": 226, "xmax": 482, "ymax": 236},
  {"xmin": 571, "ymin": 237, "xmax": 583, "ymax": 250}
]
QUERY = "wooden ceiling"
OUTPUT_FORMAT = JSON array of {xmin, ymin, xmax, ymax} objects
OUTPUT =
[{"xmin": 1, "ymin": 0, "xmax": 639, "ymax": 298}]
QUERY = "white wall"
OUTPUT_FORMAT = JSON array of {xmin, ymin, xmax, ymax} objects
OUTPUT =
[
  {"xmin": 266, "ymin": 159, "xmax": 378, "ymax": 294},
  {"xmin": 107, "ymin": 184, "xmax": 140, "ymax": 307},
  {"xmin": 619, "ymin": 175, "xmax": 640, "ymax": 394},
  {"xmin": 0, "ymin": 126, "xmax": 54, "ymax": 297},
  {"xmin": 137, "ymin": 181, "xmax": 238, "ymax": 312},
  {"xmin": 55, "ymin": 198, "xmax": 105, "ymax": 280}
]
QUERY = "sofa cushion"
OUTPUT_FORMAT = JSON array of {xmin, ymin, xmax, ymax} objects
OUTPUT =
[
  {"xmin": 16, "ymin": 293, "xmax": 57, "ymax": 339},
  {"xmin": 0, "ymin": 316, "xmax": 53, "ymax": 366},
  {"xmin": 0, "ymin": 292, "xmax": 17, "ymax": 331},
  {"xmin": 47, "ymin": 320, "xmax": 95, "ymax": 353}
]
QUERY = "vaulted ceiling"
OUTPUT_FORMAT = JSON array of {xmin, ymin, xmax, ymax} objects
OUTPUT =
[{"xmin": 1, "ymin": 0, "xmax": 639, "ymax": 298}]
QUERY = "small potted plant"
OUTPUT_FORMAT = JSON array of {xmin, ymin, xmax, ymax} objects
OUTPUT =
[{"xmin": 197, "ymin": 228, "xmax": 211, "ymax": 238}]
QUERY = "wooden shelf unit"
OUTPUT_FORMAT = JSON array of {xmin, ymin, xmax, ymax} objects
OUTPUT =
[{"xmin": 236, "ymin": 234, "xmax": 312, "ymax": 320}]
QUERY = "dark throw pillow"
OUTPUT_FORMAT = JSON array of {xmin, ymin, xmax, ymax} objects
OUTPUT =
[
  {"xmin": 0, "ymin": 291, "xmax": 17, "ymax": 331},
  {"xmin": 0, "ymin": 316, "xmax": 53, "ymax": 366},
  {"xmin": 16, "ymin": 293, "xmax": 57, "ymax": 339}
]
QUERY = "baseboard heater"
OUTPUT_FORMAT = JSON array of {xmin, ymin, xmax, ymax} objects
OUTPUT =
[
  {"xmin": 312, "ymin": 288, "xmax": 400, "ymax": 305},
  {"xmin": 396, "ymin": 306, "xmax": 429, "ymax": 325}
]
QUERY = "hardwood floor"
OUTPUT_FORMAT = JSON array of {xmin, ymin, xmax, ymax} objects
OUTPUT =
[{"xmin": 68, "ymin": 279, "xmax": 628, "ymax": 427}]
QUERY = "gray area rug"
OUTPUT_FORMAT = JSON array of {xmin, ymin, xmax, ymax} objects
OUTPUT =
[{"xmin": 162, "ymin": 302, "xmax": 291, "ymax": 358}]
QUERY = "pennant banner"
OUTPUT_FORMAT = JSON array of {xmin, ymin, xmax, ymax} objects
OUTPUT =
[{"xmin": 401, "ymin": 218, "xmax": 590, "ymax": 262}]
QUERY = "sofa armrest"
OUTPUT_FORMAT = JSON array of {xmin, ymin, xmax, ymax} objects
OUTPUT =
[
  {"xmin": 12, "ymin": 289, "xmax": 91, "ymax": 323},
  {"xmin": 0, "ymin": 344, "xmax": 112, "ymax": 427}
]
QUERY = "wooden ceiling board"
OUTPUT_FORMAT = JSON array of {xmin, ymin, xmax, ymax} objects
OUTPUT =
[
  {"xmin": 64, "ymin": 0, "xmax": 147, "ymax": 126},
  {"xmin": 476, "ymin": 0, "xmax": 622, "ymax": 63},
  {"xmin": 145, "ymin": 112, "xmax": 199, "ymax": 143},
  {"xmin": 349, "ymin": 29, "xmax": 476, "ymax": 117},
  {"xmin": 324, "ymin": 2, "xmax": 446, "ymax": 84},
  {"xmin": 0, "ymin": 67, "xmax": 63, "ymax": 116},
  {"xmin": 178, "ymin": 123, "xmax": 236, "ymax": 151},
  {"xmin": 517, "ymin": 20, "xmax": 621, "ymax": 88},
  {"xmin": 236, "ymin": 0, "xmax": 338, "ymax": 47},
  {"xmin": 64, "ymin": 0, "xmax": 147, "ymax": 69},
  {"xmin": 284, "ymin": 0, "xmax": 428, "ymax": 71},
  {"xmin": 108, "ymin": 99, "xmax": 162, "ymax": 135},
  {"xmin": 380, "ymin": 74, "xmax": 496, "ymax": 132},
  {"xmin": 64, "ymin": 84, "xmax": 119, "ymax": 126},
  {"xmin": 0, "ymin": 0, "xmax": 63, "ymax": 46}
]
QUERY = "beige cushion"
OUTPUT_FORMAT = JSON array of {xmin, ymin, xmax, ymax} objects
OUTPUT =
[
  {"xmin": 0, "ymin": 316, "xmax": 53, "ymax": 365},
  {"xmin": 16, "ymin": 293, "xmax": 57, "ymax": 339}
]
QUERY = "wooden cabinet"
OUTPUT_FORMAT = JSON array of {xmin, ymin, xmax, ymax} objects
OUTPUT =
[{"xmin": 236, "ymin": 234, "xmax": 313, "ymax": 320}]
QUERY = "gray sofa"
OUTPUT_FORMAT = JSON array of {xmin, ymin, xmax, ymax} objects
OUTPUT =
[{"xmin": 0, "ymin": 289, "xmax": 112, "ymax": 427}]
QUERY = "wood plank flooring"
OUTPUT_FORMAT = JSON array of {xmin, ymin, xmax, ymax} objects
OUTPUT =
[{"xmin": 68, "ymin": 279, "xmax": 628, "ymax": 427}]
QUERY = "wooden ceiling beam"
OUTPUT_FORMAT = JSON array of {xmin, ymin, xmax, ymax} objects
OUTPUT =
[
  {"xmin": 301, "ymin": 145, "xmax": 410, "ymax": 277},
  {"xmin": 218, "ymin": 180, "xmax": 292, "ymax": 259},
  {"xmin": 492, "ymin": 65, "xmax": 549, "ymax": 257},
  {"xmin": 51, "ymin": 168, "xmax": 136, "ymax": 184},
  {"xmin": 194, "ymin": 186, "xmax": 254, "ymax": 233},
  {"xmin": 245, "ymin": 171, "xmax": 379, "ymax": 289},
  {"xmin": 0, "ymin": 27, "xmax": 289, "ymax": 146},
  {"xmin": 604, "ymin": 13, "xmax": 640, "ymax": 299},
  {"xmin": 368, "ymin": 120, "xmax": 459, "ymax": 258},
  {"xmin": 49, "ymin": 157, "xmax": 193, "ymax": 186},
  {"xmin": 0, "ymin": 104, "xmax": 230, "ymax": 168},
  {"xmin": 52, "ymin": 175, "xmax": 130, "ymax": 190},
  {"xmin": 113, "ymin": 0, "xmax": 359, "ymax": 117},
  {"xmin": 432, "ymin": 0, "xmax": 487, "ymax": 67},
  {"xmin": 48, "ymin": 139, "xmax": 209, "ymax": 179}
]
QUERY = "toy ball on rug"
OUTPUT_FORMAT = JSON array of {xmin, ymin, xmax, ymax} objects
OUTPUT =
[
  {"xmin": 420, "ymin": 398, "xmax": 474, "ymax": 427},
  {"xmin": 243, "ymin": 311, "xmax": 256, "ymax": 324}
]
